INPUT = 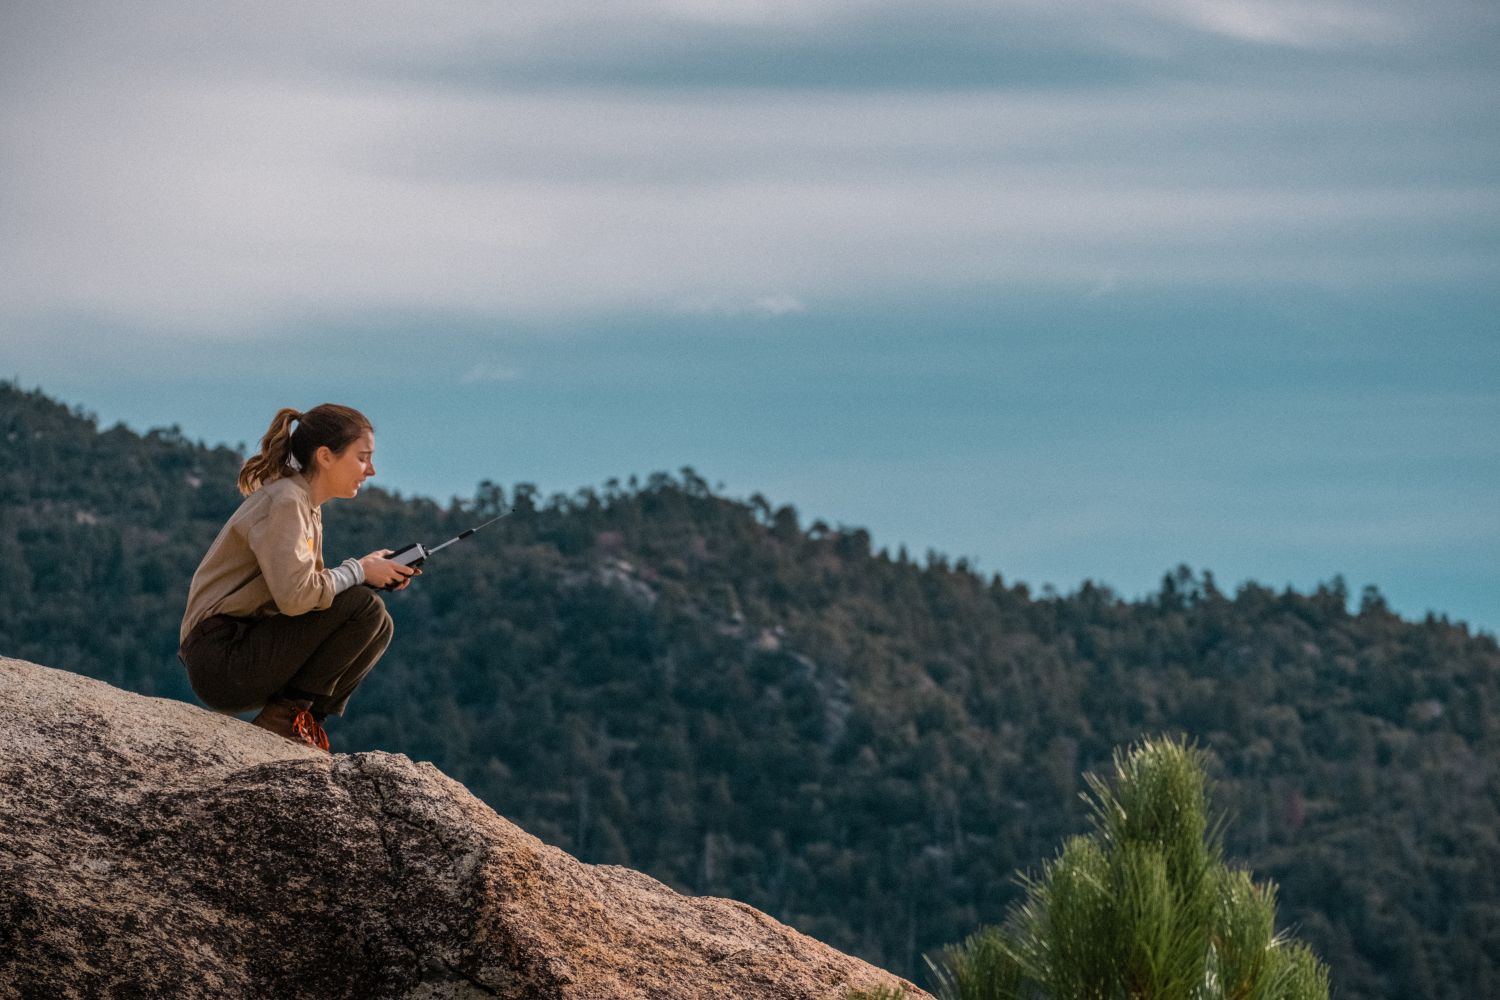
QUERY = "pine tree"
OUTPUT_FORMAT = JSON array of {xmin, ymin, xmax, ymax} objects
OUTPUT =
[{"xmin": 930, "ymin": 736, "xmax": 1329, "ymax": 1000}]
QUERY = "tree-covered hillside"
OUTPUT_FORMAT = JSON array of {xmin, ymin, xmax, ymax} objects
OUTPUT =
[{"xmin": 2, "ymin": 381, "xmax": 1496, "ymax": 998}]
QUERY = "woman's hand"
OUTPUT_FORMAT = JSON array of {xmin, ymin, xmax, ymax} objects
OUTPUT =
[{"xmin": 360, "ymin": 549, "xmax": 421, "ymax": 591}]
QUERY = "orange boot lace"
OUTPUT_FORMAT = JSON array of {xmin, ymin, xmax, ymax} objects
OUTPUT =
[{"xmin": 290, "ymin": 708, "xmax": 331, "ymax": 753}]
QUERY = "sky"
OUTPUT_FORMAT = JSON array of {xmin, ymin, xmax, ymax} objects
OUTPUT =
[{"xmin": 2, "ymin": 1, "xmax": 1497, "ymax": 634}]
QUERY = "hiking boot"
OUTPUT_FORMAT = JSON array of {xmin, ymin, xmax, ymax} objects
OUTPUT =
[
  {"xmin": 294, "ymin": 711, "xmax": 331, "ymax": 753},
  {"xmin": 251, "ymin": 697, "xmax": 329, "ymax": 753}
]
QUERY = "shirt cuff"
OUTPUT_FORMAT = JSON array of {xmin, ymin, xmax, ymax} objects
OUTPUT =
[{"xmin": 329, "ymin": 557, "xmax": 366, "ymax": 594}]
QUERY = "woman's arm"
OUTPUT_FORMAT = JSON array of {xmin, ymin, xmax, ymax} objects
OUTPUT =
[
  {"xmin": 327, "ymin": 557, "xmax": 366, "ymax": 593},
  {"xmin": 244, "ymin": 494, "xmax": 336, "ymax": 616}
]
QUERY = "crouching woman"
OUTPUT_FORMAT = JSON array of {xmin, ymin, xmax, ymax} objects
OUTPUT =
[{"xmin": 178, "ymin": 404, "xmax": 417, "ymax": 751}]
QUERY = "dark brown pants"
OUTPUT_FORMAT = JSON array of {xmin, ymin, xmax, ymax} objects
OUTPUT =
[{"xmin": 179, "ymin": 586, "xmax": 393, "ymax": 717}]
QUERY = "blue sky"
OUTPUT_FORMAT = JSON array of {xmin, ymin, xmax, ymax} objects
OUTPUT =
[{"xmin": 3, "ymin": 2, "xmax": 1497, "ymax": 634}]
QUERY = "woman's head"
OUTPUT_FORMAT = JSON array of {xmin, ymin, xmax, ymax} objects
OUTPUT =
[{"xmin": 238, "ymin": 404, "xmax": 374, "ymax": 497}]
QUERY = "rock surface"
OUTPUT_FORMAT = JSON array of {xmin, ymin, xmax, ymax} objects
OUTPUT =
[{"xmin": 0, "ymin": 656, "xmax": 927, "ymax": 1000}]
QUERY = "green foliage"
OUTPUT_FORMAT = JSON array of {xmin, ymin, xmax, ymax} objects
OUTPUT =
[
  {"xmin": 927, "ymin": 927, "xmax": 1023, "ymax": 1000},
  {"xmin": 931, "ymin": 737, "xmax": 1329, "ymax": 1000},
  {"xmin": 2, "ymin": 382, "xmax": 1497, "ymax": 1000}
]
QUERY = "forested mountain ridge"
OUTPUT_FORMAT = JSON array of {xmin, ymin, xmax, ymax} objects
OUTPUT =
[{"xmin": 2, "ymin": 381, "xmax": 1496, "ymax": 999}]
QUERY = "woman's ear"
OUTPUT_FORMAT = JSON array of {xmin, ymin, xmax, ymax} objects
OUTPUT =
[{"xmin": 314, "ymin": 444, "xmax": 335, "ymax": 471}]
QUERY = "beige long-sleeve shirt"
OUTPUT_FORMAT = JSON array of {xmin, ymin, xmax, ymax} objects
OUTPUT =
[{"xmin": 179, "ymin": 474, "xmax": 339, "ymax": 644}]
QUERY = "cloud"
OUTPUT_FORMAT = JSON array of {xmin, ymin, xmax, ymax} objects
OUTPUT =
[
  {"xmin": 349, "ymin": 0, "xmax": 1464, "ymax": 92},
  {"xmin": 3, "ymin": 2, "xmax": 1475, "ymax": 98},
  {"xmin": 751, "ymin": 295, "xmax": 808, "ymax": 317},
  {"xmin": 459, "ymin": 363, "xmax": 522, "ymax": 384},
  {"xmin": 0, "ymin": 1, "xmax": 1495, "ymax": 341},
  {"xmin": 1085, "ymin": 270, "xmax": 1122, "ymax": 300},
  {"xmin": 675, "ymin": 294, "xmax": 807, "ymax": 317},
  {"xmin": 1137, "ymin": 0, "xmax": 1406, "ymax": 47}
]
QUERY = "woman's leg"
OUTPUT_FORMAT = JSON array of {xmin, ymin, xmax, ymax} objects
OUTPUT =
[
  {"xmin": 297, "ymin": 592, "xmax": 394, "ymax": 718},
  {"xmin": 181, "ymin": 588, "xmax": 393, "ymax": 715}
]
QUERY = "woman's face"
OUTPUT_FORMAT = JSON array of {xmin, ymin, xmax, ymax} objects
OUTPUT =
[{"xmin": 315, "ymin": 430, "xmax": 376, "ymax": 500}]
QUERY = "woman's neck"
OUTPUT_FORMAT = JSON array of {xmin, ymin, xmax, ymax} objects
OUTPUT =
[{"xmin": 301, "ymin": 472, "xmax": 329, "ymax": 507}]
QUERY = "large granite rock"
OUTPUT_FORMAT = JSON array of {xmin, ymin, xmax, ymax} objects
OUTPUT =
[{"xmin": 0, "ymin": 656, "xmax": 927, "ymax": 1000}]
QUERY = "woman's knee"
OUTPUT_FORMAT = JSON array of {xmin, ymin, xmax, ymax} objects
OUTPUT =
[
  {"xmin": 334, "ymin": 584, "xmax": 377, "ymax": 610},
  {"xmin": 333, "ymin": 584, "xmax": 386, "ymax": 622},
  {"xmin": 342, "ymin": 585, "xmax": 393, "ymax": 638},
  {"xmin": 372, "ymin": 600, "xmax": 394, "ymax": 645},
  {"xmin": 325, "ymin": 587, "xmax": 392, "ymax": 650}
]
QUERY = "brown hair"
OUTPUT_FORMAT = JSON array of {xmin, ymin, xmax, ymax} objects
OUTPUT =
[{"xmin": 237, "ymin": 404, "xmax": 374, "ymax": 496}]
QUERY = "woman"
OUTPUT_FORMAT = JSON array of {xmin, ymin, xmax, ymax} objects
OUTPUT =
[{"xmin": 178, "ymin": 404, "xmax": 417, "ymax": 752}]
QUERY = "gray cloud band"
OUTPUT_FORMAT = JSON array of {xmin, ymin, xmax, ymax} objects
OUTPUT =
[{"xmin": 1, "ymin": 0, "xmax": 1495, "ymax": 336}]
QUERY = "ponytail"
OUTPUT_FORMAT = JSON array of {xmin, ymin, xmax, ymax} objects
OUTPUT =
[
  {"xmin": 237, "ymin": 403, "xmax": 373, "ymax": 496},
  {"xmin": 238, "ymin": 408, "xmax": 302, "ymax": 496}
]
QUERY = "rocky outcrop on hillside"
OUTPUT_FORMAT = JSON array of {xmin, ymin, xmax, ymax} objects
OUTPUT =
[{"xmin": 0, "ymin": 656, "xmax": 926, "ymax": 1000}]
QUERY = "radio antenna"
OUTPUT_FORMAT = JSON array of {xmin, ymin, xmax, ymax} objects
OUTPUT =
[{"xmin": 427, "ymin": 514, "xmax": 506, "ymax": 555}]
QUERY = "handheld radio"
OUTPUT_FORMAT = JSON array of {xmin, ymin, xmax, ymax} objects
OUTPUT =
[{"xmin": 377, "ymin": 514, "xmax": 505, "ymax": 590}]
